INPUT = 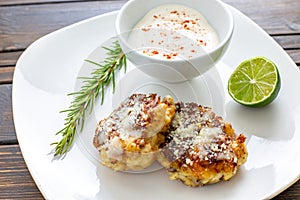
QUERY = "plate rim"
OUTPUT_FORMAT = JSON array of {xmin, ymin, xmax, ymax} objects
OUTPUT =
[{"xmin": 12, "ymin": 5, "xmax": 300, "ymax": 200}]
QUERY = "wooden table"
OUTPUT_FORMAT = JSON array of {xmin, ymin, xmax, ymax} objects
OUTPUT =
[{"xmin": 0, "ymin": 0, "xmax": 299, "ymax": 199}]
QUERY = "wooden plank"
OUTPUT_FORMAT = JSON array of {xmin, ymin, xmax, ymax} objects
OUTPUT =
[
  {"xmin": 273, "ymin": 35, "xmax": 300, "ymax": 49},
  {"xmin": 286, "ymin": 49, "xmax": 300, "ymax": 65},
  {"xmin": 0, "ymin": 145, "xmax": 44, "ymax": 199},
  {"xmin": 224, "ymin": 0, "xmax": 300, "ymax": 35},
  {"xmin": 0, "ymin": 0, "xmax": 300, "ymax": 52},
  {"xmin": 275, "ymin": 180, "xmax": 300, "ymax": 200},
  {"xmin": 0, "ymin": 0, "xmax": 82, "ymax": 6},
  {"xmin": 0, "ymin": 84, "xmax": 16, "ymax": 144},
  {"xmin": 0, "ymin": 0, "xmax": 126, "ymax": 51},
  {"xmin": 0, "ymin": 51, "xmax": 23, "ymax": 67},
  {"xmin": 0, "ymin": 67, "xmax": 14, "ymax": 84}
]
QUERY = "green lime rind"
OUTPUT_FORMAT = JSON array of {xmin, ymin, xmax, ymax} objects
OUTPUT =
[{"xmin": 228, "ymin": 56, "xmax": 281, "ymax": 107}]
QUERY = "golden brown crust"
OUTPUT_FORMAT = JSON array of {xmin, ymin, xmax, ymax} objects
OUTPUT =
[
  {"xmin": 93, "ymin": 93, "xmax": 176, "ymax": 171},
  {"xmin": 158, "ymin": 102, "xmax": 248, "ymax": 186},
  {"xmin": 93, "ymin": 94, "xmax": 248, "ymax": 180}
]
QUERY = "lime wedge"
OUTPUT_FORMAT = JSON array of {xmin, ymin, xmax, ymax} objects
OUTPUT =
[{"xmin": 228, "ymin": 56, "xmax": 281, "ymax": 107}]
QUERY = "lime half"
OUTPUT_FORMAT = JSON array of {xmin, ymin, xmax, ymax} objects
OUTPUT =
[{"xmin": 228, "ymin": 56, "xmax": 281, "ymax": 107}]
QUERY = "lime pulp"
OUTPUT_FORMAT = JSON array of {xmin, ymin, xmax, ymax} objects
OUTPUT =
[{"xmin": 228, "ymin": 56, "xmax": 281, "ymax": 107}]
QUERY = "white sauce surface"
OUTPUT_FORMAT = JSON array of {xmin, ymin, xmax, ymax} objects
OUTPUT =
[{"xmin": 128, "ymin": 4, "xmax": 219, "ymax": 60}]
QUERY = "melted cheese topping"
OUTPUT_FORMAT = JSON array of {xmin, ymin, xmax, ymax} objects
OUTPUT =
[
  {"xmin": 94, "ymin": 94, "xmax": 173, "ymax": 161},
  {"xmin": 162, "ymin": 102, "xmax": 236, "ymax": 165}
]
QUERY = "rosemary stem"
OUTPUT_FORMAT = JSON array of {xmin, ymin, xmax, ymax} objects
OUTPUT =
[{"xmin": 52, "ymin": 40, "xmax": 126, "ymax": 158}]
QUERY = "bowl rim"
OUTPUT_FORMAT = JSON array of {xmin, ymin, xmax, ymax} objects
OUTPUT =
[{"xmin": 115, "ymin": 0, "xmax": 234, "ymax": 63}]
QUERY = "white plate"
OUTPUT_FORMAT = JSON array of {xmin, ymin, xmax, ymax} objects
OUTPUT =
[
  {"xmin": 13, "ymin": 5, "xmax": 300, "ymax": 200},
  {"xmin": 75, "ymin": 36, "xmax": 224, "ymax": 173}
]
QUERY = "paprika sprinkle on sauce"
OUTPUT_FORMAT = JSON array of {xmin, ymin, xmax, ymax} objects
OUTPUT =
[{"xmin": 128, "ymin": 4, "xmax": 219, "ymax": 60}]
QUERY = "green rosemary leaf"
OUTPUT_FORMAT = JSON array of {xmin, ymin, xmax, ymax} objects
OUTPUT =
[
  {"xmin": 84, "ymin": 59, "xmax": 103, "ymax": 67},
  {"xmin": 52, "ymin": 39, "xmax": 126, "ymax": 158},
  {"xmin": 101, "ymin": 83, "xmax": 105, "ymax": 104},
  {"xmin": 112, "ymin": 70, "xmax": 116, "ymax": 92}
]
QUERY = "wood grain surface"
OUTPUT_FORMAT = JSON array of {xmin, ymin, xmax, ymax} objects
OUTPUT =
[{"xmin": 0, "ymin": 0, "xmax": 299, "ymax": 199}]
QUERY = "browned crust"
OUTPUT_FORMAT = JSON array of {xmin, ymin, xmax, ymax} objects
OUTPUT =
[
  {"xmin": 158, "ymin": 102, "xmax": 248, "ymax": 186},
  {"xmin": 93, "ymin": 93, "xmax": 176, "ymax": 171}
]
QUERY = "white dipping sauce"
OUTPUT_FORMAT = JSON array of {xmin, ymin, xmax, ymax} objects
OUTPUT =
[{"xmin": 128, "ymin": 4, "xmax": 219, "ymax": 60}]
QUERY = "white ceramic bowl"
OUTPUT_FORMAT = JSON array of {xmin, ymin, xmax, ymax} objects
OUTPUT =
[{"xmin": 116, "ymin": 0, "xmax": 233, "ymax": 82}]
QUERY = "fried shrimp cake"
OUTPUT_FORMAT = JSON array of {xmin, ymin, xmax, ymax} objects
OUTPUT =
[
  {"xmin": 93, "ymin": 93, "xmax": 175, "ymax": 171},
  {"xmin": 158, "ymin": 102, "xmax": 248, "ymax": 186}
]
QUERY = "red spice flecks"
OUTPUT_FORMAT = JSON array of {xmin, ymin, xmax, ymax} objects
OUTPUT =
[
  {"xmin": 153, "ymin": 15, "xmax": 158, "ymax": 19},
  {"xmin": 150, "ymin": 40, "xmax": 154, "ymax": 44},
  {"xmin": 197, "ymin": 39, "xmax": 207, "ymax": 46},
  {"xmin": 170, "ymin": 10, "xmax": 178, "ymax": 14},
  {"xmin": 182, "ymin": 20, "xmax": 190, "ymax": 24},
  {"xmin": 166, "ymin": 55, "xmax": 172, "ymax": 59},
  {"xmin": 191, "ymin": 49, "xmax": 196, "ymax": 53},
  {"xmin": 173, "ymin": 36, "xmax": 181, "ymax": 40},
  {"xmin": 162, "ymin": 52, "xmax": 177, "ymax": 59},
  {"xmin": 179, "ymin": 46, "xmax": 185, "ymax": 50},
  {"xmin": 142, "ymin": 49, "xmax": 159, "ymax": 57},
  {"xmin": 141, "ymin": 27, "xmax": 150, "ymax": 32},
  {"xmin": 183, "ymin": 24, "xmax": 190, "ymax": 30}
]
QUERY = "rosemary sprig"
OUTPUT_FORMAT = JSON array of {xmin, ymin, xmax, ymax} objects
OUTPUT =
[{"xmin": 51, "ymin": 40, "xmax": 126, "ymax": 157}]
